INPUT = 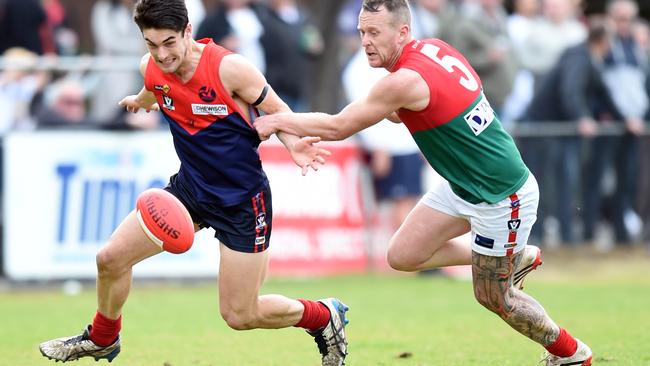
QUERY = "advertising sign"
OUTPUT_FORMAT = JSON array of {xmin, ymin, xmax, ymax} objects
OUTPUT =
[{"xmin": 3, "ymin": 132, "xmax": 367, "ymax": 279}]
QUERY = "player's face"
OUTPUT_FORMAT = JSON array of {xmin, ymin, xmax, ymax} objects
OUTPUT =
[
  {"xmin": 142, "ymin": 26, "xmax": 191, "ymax": 73},
  {"xmin": 358, "ymin": 7, "xmax": 406, "ymax": 68}
]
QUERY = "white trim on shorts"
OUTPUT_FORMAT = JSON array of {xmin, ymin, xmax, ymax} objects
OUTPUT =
[{"xmin": 420, "ymin": 174, "xmax": 539, "ymax": 257}]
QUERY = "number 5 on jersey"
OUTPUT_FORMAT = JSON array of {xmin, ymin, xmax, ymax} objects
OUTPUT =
[{"xmin": 420, "ymin": 43, "xmax": 479, "ymax": 92}]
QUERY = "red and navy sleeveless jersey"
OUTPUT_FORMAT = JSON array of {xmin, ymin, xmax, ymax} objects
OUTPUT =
[{"xmin": 144, "ymin": 39, "xmax": 267, "ymax": 206}]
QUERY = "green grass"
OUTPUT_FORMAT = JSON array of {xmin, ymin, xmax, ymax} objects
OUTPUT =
[{"xmin": 2, "ymin": 252, "xmax": 650, "ymax": 366}]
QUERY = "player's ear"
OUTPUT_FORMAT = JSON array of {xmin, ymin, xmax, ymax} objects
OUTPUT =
[
  {"xmin": 399, "ymin": 24, "xmax": 409, "ymax": 42},
  {"xmin": 185, "ymin": 23, "xmax": 192, "ymax": 38}
]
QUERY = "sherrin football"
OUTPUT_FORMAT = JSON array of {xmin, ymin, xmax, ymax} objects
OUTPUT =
[{"xmin": 136, "ymin": 188, "xmax": 194, "ymax": 254}]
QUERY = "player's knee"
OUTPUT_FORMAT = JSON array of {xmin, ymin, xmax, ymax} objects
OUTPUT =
[
  {"xmin": 220, "ymin": 308, "xmax": 257, "ymax": 331},
  {"xmin": 95, "ymin": 247, "xmax": 125, "ymax": 277},
  {"xmin": 473, "ymin": 287, "xmax": 494, "ymax": 310},
  {"xmin": 387, "ymin": 249, "xmax": 418, "ymax": 272},
  {"xmin": 473, "ymin": 284, "xmax": 512, "ymax": 315}
]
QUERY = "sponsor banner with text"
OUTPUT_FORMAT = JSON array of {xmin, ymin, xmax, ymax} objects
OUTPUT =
[{"xmin": 3, "ymin": 132, "xmax": 367, "ymax": 279}]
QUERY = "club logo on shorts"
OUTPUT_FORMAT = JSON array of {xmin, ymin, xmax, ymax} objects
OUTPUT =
[
  {"xmin": 507, "ymin": 219, "xmax": 521, "ymax": 232},
  {"xmin": 256, "ymin": 212, "xmax": 267, "ymax": 230},
  {"xmin": 463, "ymin": 95, "xmax": 495, "ymax": 136},
  {"xmin": 198, "ymin": 86, "xmax": 216, "ymax": 102},
  {"xmin": 255, "ymin": 236, "xmax": 266, "ymax": 245},
  {"xmin": 162, "ymin": 95, "xmax": 175, "ymax": 111}
]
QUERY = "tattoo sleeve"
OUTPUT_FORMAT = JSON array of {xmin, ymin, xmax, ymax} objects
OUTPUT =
[{"xmin": 472, "ymin": 251, "xmax": 559, "ymax": 346}]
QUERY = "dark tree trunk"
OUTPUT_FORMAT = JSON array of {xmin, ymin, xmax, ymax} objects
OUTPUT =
[{"xmin": 301, "ymin": 0, "xmax": 348, "ymax": 113}]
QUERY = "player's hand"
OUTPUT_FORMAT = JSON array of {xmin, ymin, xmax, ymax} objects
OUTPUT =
[
  {"xmin": 625, "ymin": 117, "xmax": 645, "ymax": 136},
  {"xmin": 118, "ymin": 95, "xmax": 159, "ymax": 113},
  {"xmin": 290, "ymin": 136, "xmax": 332, "ymax": 176},
  {"xmin": 370, "ymin": 149, "xmax": 392, "ymax": 178},
  {"xmin": 254, "ymin": 115, "xmax": 277, "ymax": 141},
  {"xmin": 577, "ymin": 117, "xmax": 597, "ymax": 137}
]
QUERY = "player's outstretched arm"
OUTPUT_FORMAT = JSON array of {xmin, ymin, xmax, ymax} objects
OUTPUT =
[
  {"xmin": 220, "ymin": 54, "xmax": 330, "ymax": 175},
  {"xmin": 118, "ymin": 54, "xmax": 158, "ymax": 113},
  {"xmin": 253, "ymin": 69, "xmax": 426, "ymax": 141}
]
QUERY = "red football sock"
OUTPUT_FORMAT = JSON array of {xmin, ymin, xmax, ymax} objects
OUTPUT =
[
  {"xmin": 545, "ymin": 328, "xmax": 578, "ymax": 357},
  {"xmin": 89, "ymin": 311, "xmax": 121, "ymax": 347},
  {"xmin": 294, "ymin": 299, "xmax": 331, "ymax": 331}
]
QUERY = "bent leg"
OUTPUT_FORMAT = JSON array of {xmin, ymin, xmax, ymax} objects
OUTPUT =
[
  {"xmin": 472, "ymin": 250, "xmax": 559, "ymax": 346},
  {"xmin": 387, "ymin": 201, "xmax": 471, "ymax": 272},
  {"xmin": 218, "ymin": 244, "xmax": 304, "ymax": 330},
  {"xmin": 96, "ymin": 211, "xmax": 163, "ymax": 319}
]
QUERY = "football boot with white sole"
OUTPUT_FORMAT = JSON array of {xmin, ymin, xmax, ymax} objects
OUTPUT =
[
  {"xmin": 307, "ymin": 298, "xmax": 349, "ymax": 366},
  {"xmin": 39, "ymin": 325, "xmax": 120, "ymax": 363},
  {"xmin": 542, "ymin": 339, "xmax": 592, "ymax": 366}
]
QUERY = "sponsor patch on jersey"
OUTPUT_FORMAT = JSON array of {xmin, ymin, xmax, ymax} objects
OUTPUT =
[
  {"xmin": 463, "ymin": 95, "xmax": 495, "ymax": 136},
  {"xmin": 154, "ymin": 84, "xmax": 171, "ymax": 94},
  {"xmin": 191, "ymin": 104, "xmax": 228, "ymax": 116}
]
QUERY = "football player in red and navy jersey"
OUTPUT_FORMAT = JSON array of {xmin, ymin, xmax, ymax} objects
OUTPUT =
[
  {"xmin": 254, "ymin": 1, "xmax": 592, "ymax": 365},
  {"xmin": 39, "ymin": 1, "xmax": 349, "ymax": 365}
]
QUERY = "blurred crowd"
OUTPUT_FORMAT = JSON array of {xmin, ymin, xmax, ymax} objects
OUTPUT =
[{"xmin": 1, "ymin": 0, "xmax": 650, "ymax": 248}]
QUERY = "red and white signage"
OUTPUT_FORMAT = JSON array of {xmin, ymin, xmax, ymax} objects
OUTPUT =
[{"xmin": 261, "ymin": 141, "xmax": 368, "ymax": 275}]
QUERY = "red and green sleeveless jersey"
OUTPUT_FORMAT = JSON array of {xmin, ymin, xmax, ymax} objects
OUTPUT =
[{"xmin": 390, "ymin": 39, "xmax": 528, "ymax": 204}]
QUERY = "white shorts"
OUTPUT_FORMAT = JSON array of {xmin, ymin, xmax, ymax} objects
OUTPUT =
[{"xmin": 421, "ymin": 174, "xmax": 539, "ymax": 257}]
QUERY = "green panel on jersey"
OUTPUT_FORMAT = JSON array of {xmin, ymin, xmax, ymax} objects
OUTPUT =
[{"xmin": 412, "ymin": 94, "xmax": 528, "ymax": 204}]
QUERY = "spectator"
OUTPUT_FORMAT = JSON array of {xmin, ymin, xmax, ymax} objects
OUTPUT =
[
  {"xmin": 501, "ymin": 0, "xmax": 540, "ymax": 125},
  {"xmin": 583, "ymin": 0, "xmax": 647, "ymax": 246},
  {"xmin": 0, "ymin": 0, "xmax": 47, "ymax": 54},
  {"xmin": 342, "ymin": 48, "xmax": 424, "ymax": 231},
  {"xmin": 40, "ymin": 0, "xmax": 78, "ymax": 55},
  {"xmin": 507, "ymin": 0, "xmax": 541, "ymax": 46},
  {"xmin": 197, "ymin": 0, "xmax": 267, "ymax": 72},
  {"xmin": 410, "ymin": 0, "xmax": 458, "ymax": 41},
  {"xmin": 633, "ymin": 18, "xmax": 650, "ymax": 63},
  {"xmin": 448, "ymin": 0, "xmax": 517, "ymax": 115},
  {"xmin": 264, "ymin": 0, "xmax": 323, "ymax": 111},
  {"xmin": 90, "ymin": 0, "xmax": 146, "ymax": 122},
  {"xmin": 518, "ymin": 0, "xmax": 586, "ymax": 82},
  {"xmin": 0, "ymin": 47, "xmax": 49, "ymax": 133},
  {"xmin": 36, "ymin": 79, "xmax": 93, "ymax": 129},
  {"xmin": 338, "ymin": 0, "xmax": 365, "ymax": 61},
  {"xmin": 523, "ymin": 20, "xmax": 617, "ymax": 245},
  {"xmin": 185, "ymin": 0, "xmax": 206, "ymax": 37}
]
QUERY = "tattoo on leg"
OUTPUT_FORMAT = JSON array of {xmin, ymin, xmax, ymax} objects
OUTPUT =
[{"xmin": 472, "ymin": 251, "xmax": 559, "ymax": 346}]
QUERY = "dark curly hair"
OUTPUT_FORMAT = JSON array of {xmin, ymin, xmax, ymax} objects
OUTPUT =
[{"xmin": 133, "ymin": 0, "xmax": 188, "ymax": 33}]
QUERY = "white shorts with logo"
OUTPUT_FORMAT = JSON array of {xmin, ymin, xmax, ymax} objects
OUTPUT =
[{"xmin": 421, "ymin": 174, "xmax": 539, "ymax": 257}]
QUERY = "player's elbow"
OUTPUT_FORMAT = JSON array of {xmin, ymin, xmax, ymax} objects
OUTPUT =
[
  {"xmin": 323, "ymin": 128, "xmax": 349, "ymax": 141},
  {"xmin": 322, "ymin": 116, "xmax": 353, "ymax": 141}
]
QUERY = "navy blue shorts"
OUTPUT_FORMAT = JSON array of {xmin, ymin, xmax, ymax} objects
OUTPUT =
[
  {"xmin": 164, "ymin": 174, "xmax": 272, "ymax": 253},
  {"xmin": 374, "ymin": 153, "xmax": 424, "ymax": 201}
]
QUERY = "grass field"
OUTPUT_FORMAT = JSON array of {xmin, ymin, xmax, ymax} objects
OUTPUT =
[{"xmin": 1, "ymin": 248, "xmax": 649, "ymax": 366}]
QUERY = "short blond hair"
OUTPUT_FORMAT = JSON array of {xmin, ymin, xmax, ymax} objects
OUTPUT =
[{"xmin": 362, "ymin": 0, "xmax": 412, "ymax": 26}]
